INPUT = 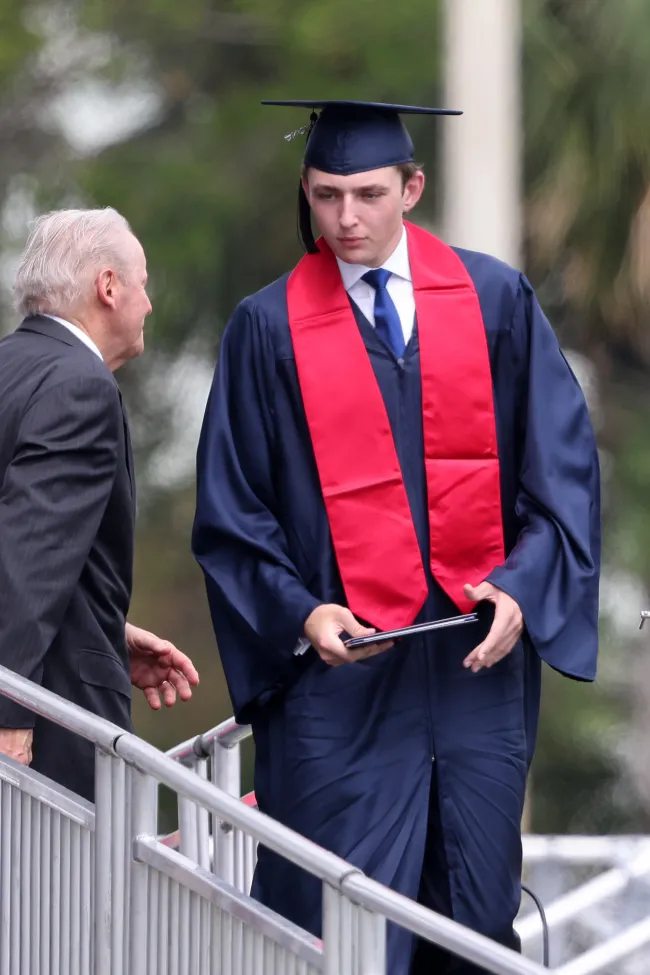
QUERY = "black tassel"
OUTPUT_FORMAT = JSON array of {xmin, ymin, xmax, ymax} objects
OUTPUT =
[{"xmin": 298, "ymin": 181, "xmax": 319, "ymax": 254}]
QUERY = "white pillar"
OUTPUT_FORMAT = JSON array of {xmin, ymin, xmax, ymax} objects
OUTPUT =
[{"xmin": 442, "ymin": 0, "xmax": 522, "ymax": 267}]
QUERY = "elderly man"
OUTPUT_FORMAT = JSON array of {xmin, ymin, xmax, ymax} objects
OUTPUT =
[{"xmin": 0, "ymin": 207, "xmax": 198, "ymax": 801}]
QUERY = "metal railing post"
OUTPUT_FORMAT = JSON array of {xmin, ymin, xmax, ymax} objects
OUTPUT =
[
  {"xmin": 212, "ymin": 737, "xmax": 241, "ymax": 885},
  {"xmin": 94, "ymin": 748, "xmax": 128, "ymax": 975},
  {"xmin": 359, "ymin": 905, "xmax": 387, "ymax": 974},
  {"xmin": 177, "ymin": 751, "xmax": 200, "ymax": 863},
  {"xmin": 129, "ymin": 768, "xmax": 157, "ymax": 974},
  {"xmin": 0, "ymin": 778, "xmax": 12, "ymax": 974},
  {"xmin": 324, "ymin": 881, "xmax": 388, "ymax": 975},
  {"xmin": 196, "ymin": 757, "xmax": 211, "ymax": 870}
]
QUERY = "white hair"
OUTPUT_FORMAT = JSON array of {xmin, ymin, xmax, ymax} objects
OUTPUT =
[{"xmin": 13, "ymin": 207, "xmax": 134, "ymax": 318}]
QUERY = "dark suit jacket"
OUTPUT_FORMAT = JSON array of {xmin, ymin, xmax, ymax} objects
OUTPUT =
[{"xmin": 0, "ymin": 315, "xmax": 135, "ymax": 801}]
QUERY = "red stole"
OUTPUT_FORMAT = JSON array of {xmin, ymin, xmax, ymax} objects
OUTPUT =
[{"xmin": 286, "ymin": 221, "xmax": 505, "ymax": 628}]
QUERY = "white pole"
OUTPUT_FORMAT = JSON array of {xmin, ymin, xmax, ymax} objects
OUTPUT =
[{"xmin": 442, "ymin": 0, "xmax": 523, "ymax": 267}]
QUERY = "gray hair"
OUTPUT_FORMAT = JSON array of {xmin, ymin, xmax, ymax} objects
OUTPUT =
[{"xmin": 13, "ymin": 207, "xmax": 134, "ymax": 317}]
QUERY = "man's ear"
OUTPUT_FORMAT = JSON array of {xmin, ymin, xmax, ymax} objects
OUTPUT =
[
  {"xmin": 97, "ymin": 268, "xmax": 117, "ymax": 308},
  {"xmin": 403, "ymin": 170, "xmax": 425, "ymax": 213}
]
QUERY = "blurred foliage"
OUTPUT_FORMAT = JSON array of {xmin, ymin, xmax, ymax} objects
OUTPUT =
[
  {"xmin": 74, "ymin": 0, "xmax": 446, "ymax": 352},
  {"xmin": 2, "ymin": 0, "xmax": 650, "ymax": 834},
  {"xmin": 524, "ymin": 0, "xmax": 650, "ymax": 371}
]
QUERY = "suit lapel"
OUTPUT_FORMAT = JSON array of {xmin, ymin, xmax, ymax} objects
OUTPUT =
[{"xmin": 116, "ymin": 388, "xmax": 136, "ymax": 509}]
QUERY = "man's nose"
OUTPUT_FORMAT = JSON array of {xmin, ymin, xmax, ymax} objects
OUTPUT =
[{"xmin": 339, "ymin": 195, "xmax": 358, "ymax": 229}]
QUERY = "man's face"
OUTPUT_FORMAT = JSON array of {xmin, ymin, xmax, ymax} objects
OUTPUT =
[
  {"xmin": 303, "ymin": 165, "xmax": 425, "ymax": 267},
  {"xmin": 111, "ymin": 233, "xmax": 152, "ymax": 361}
]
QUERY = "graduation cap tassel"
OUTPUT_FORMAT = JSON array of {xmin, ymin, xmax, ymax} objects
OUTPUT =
[
  {"xmin": 297, "ymin": 111, "xmax": 319, "ymax": 255},
  {"xmin": 298, "ymin": 180, "xmax": 319, "ymax": 255}
]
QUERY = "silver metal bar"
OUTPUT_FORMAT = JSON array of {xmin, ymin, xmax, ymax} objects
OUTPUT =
[
  {"xmin": 20, "ymin": 792, "xmax": 31, "ymax": 975},
  {"xmin": 517, "ymin": 845, "xmax": 650, "ymax": 944},
  {"xmin": 94, "ymin": 749, "xmax": 113, "ymax": 975},
  {"xmin": 522, "ymin": 835, "xmax": 650, "ymax": 865},
  {"xmin": 323, "ymin": 885, "xmax": 341, "ymax": 975},
  {"xmin": 158, "ymin": 872, "xmax": 170, "ymax": 975},
  {"xmin": 110, "ymin": 755, "xmax": 126, "ymax": 974},
  {"xmin": 212, "ymin": 737, "xmax": 240, "ymax": 884},
  {"xmin": 130, "ymin": 768, "xmax": 157, "ymax": 974},
  {"xmin": 169, "ymin": 881, "xmax": 180, "ymax": 975},
  {"xmin": 80, "ymin": 823, "xmax": 92, "ymax": 975},
  {"xmin": 554, "ymin": 915, "xmax": 650, "ymax": 975},
  {"xmin": 215, "ymin": 903, "xmax": 227, "ymax": 975},
  {"xmin": 30, "ymin": 800, "xmax": 41, "ymax": 975},
  {"xmin": 0, "ymin": 666, "xmax": 124, "ymax": 751},
  {"xmin": 10, "ymin": 784, "xmax": 21, "ymax": 972},
  {"xmin": 189, "ymin": 891, "xmax": 200, "ymax": 974},
  {"xmin": 59, "ymin": 815, "xmax": 71, "ymax": 974},
  {"xmin": 179, "ymin": 883, "xmax": 190, "ymax": 975},
  {"xmin": 340, "ymin": 894, "xmax": 353, "ymax": 974},
  {"xmin": 244, "ymin": 834, "xmax": 257, "ymax": 895},
  {"xmin": 359, "ymin": 907, "xmax": 386, "ymax": 974},
  {"xmin": 212, "ymin": 736, "xmax": 241, "ymax": 796},
  {"xmin": 166, "ymin": 717, "xmax": 252, "ymax": 763},
  {"xmin": 199, "ymin": 896, "xmax": 211, "ymax": 975},
  {"xmin": 147, "ymin": 867, "xmax": 159, "ymax": 975},
  {"xmin": 342, "ymin": 872, "xmax": 547, "ymax": 975},
  {"xmin": 40, "ymin": 805, "xmax": 51, "ymax": 975},
  {"xmin": 50, "ymin": 810, "xmax": 61, "ymax": 975},
  {"xmin": 0, "ymin": 782, "xmax": 11, "ymax": 975},
  {"xmin": 232, "ymin": 916, "xmax": 243, "ymax": 975},
  {"xmin": 119, "ymin": 736, "xmax": 357, "ymax": 887},
  {"xmin": 196, "ymin": 759, "xmax": 211, "ymax": 871},
  {"xmin": 235, "ymin": 827, "xmax": 245, "ymax": 892},
  {"xmin": 135, "ymin": 836, "xmax": 324, "ymax": 968},
  {"xmin": 242, "ymin": 918, "xmax": 253, "ymax": 975},
  {"xmin": 0, "ymin": 754, "xmax": 93, "ymax": 827},
  {"xmin": 178, "ymin": 795, "xmax": 200, "ymax": 863}
]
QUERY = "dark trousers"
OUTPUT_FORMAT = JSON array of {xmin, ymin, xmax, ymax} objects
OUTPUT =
[{"xmin": 410, "ymin": 769, "xmax": 521, "ymax": 974}]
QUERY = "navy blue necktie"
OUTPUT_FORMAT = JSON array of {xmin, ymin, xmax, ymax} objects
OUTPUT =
[{"xmin": 362, "ymin": 268, "xmax": 406, "ymax": 358}]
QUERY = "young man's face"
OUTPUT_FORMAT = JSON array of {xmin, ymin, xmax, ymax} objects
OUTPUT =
[{"xmin": 303, "ymin": 165, "xmax": 425, "ymax": 267}]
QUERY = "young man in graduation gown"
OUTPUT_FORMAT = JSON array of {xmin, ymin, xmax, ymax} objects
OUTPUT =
[{"xmin": 192, "ymin": 100, "xmax": 600, "ymax": 974}]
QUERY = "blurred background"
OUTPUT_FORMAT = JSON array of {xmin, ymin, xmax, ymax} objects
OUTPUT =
[{"xmin": 0, "ymin": 0, "xmax": 649, "ymax": 846}]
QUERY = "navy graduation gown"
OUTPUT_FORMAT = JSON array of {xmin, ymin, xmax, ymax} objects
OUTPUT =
[{"xmin": 192, "ymin": 247, "xmax": 600, "ymax": 974}]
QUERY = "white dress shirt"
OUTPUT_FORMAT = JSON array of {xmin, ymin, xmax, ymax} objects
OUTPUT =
[
  {"xmin": 336, "ymin": 226, "xmax": 415, "ymax": 345},
  {"xmin": 43, "ymin": 314, "xmax": 103, "ymax": 361}
]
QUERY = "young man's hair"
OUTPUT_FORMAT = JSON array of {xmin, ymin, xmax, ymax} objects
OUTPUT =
[
  {"xmin": 302, "ymin": 162, "xmax": 424, "ymax": 187},
  {"xmin": 395, "ymin": 162, "xmax": 424, "ymax": 187}
]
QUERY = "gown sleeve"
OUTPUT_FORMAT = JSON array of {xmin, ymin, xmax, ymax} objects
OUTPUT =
[
  {"xmin": 192, "ymin": 299, "xmax": 321, "ymax": 720},
  {"xmin": 487, "ymin": 275, "xmax": 601, "ymax": 680}
]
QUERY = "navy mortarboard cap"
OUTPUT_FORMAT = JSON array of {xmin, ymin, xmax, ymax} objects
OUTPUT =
[{"xmin": 263, "ymin": 100, "xmax": 462, "ymax": 252}]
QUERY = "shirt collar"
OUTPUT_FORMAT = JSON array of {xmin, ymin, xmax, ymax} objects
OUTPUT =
[
  {"xmin": 43, "ymin": 314, "xmax": 103, "ymax": 361},
  {"xmin": 336, "ymin": 225, "xmax": 412, "ymax": 293}
]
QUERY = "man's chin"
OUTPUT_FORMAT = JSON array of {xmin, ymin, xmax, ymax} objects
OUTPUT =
[
  {"xmin": 123, "ymin": 336, "xmax": 145, "ymax": 364},
  {"xmin": 332, "ymin": 239, "xmax": 373, "ymax": 264}
]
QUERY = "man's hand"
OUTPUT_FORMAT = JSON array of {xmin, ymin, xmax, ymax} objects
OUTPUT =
[
  {"xmin": 462, "ymin": 582, "xmax": 523, "ymax": 673},
  {"xmin": 126, "ymin": 622, "xmax": 200, "ymax": 710},
  {"xmin": 0, "ymin": 729, "xmax": 33, "ymax": 765},
  {"xmin": 304, "ymin": 604, "xmax": 393, "ymax": 667}
]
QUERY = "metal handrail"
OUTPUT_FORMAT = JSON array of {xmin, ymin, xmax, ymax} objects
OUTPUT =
[
  {"xmin": 165, "ymin": 715, "xmax": 250, "ymax": 763},
  {"xmin": 0, "ymin": 663, "xmax": 545, "ymax": 975}
]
